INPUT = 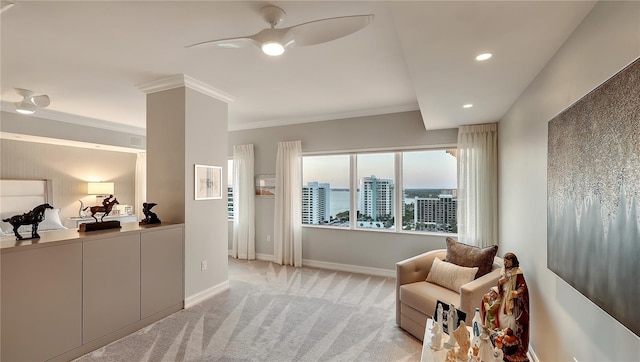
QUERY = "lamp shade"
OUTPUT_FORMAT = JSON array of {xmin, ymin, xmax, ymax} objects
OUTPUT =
[{"xmin": 87, "ymin": 182, "xmax": 114, "ymax": 196}]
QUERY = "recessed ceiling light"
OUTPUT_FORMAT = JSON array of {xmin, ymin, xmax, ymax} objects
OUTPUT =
[
  {"xmin": 475, "ymin": 53, "xmax": 492, "ymax": 61},
  {"xmin": 463, "ymin": 104, "xmax": 473, "ymax": 108}
]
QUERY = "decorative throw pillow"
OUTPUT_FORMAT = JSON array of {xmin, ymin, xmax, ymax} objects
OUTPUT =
[
  {"xmin": 426, "ymin": 257, "xmax": 479, "ymax": 292},
  {"xmin": 38, "ymin": 208, "xmax": 67, "ymax": 231},
  {"xmin": 445, "ymin": 237, "xmax": 498, "ymax": 278}
]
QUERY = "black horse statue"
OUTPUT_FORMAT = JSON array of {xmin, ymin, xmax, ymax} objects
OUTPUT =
[
  {"xmin": 140, "ymin": 202, "xmax": 160, "ymax": 225},
  {"xmin": 2, "ymin": 203, "xmax": 53, "ymax": 240}
]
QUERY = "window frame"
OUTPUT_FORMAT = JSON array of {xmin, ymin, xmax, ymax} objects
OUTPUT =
[{"xmin": 301, "ymin": 145, "xmax": 458, "ymax": 236}]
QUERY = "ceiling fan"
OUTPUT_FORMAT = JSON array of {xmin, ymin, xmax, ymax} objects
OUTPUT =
[
  {"xmin": 187, "ymin": 5, "xmax": 374, "ymax": 56},
  {"xmin": 14, "ymin": 88, "xmax": 50, "ymax": 115}
]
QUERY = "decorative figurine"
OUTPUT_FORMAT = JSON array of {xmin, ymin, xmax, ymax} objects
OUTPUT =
[
  {"xmin": 430, "ymin": 321, "xmax": 443, "ymax": 351},
  {"xmin": 2, "ymin": 203, "xmax": 53, "ymax": 240},
  {"xmin": 87, "ymin": 195, "xmax": 119, "ymax": 222},
  {"xmin": 493, "ymin": 336, "xmax": 504, "ymax": 362},
  {"xmin": 78, "ymin": 199, "xmax": 87, "ymax": 218},
  {"xmin": 437, "ymin": 302, "xmax": 444, "ymax": 332},
  {"xmin": 481, "ymin": 252, "xmax": 530, "ymax": 362},
  {"xmin": 482, "ymin": 286, "xmax": 502, "ymax": 330},
  {"xmin": 453, "ymin": 321, "xmax": 471, "ymax": 361},
  {"xmin": 502, "ymin": 328, "xmax": 519, "ymax": 358},
  {"xmin": 445, "ymin": 348, "xmax": 457, "ymax": 362},
  {"xmin": 478, "ymin": 331, "xmax": 494, "ymax": 362},
  {"xmin": 445, "ymin": 304, "xmax": 458, "ymax": 348},
  {"xmin": 140, "ymin": 202, "xmax": 161, "ymax": 225},
  {"xmin": 472, "ymin": 343, "xmax": 480, "ymax": 362}
]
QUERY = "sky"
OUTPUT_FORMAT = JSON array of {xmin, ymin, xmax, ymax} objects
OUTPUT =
[{"xmin": 302, "ymin": 150, "xmax": 457, "ymax": 189}]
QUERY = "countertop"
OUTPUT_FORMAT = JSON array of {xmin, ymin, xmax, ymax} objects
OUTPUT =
[{"xmin": 1, "ymin": 222, "xmax": 184, "ymax": 253}]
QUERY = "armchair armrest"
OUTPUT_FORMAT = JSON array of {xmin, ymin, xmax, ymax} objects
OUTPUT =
[
  {"xmin": 396, "ymin": 249, "xmax": 444, "ymax": 287},
  {"xmin": 395, "ymin": 249, "xmax": 446, "ymax": 324},
  {"xmin": 459, "ymin": 259, "xmax": 503, "ymax": 316}
]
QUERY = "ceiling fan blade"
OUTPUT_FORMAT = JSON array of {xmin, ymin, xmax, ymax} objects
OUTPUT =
[
  {"xmin": 15, "ymin": 88, "xmax": 34, "ymax": 98},
  {"xmin": 186, "ymin": 36, "xmax": 259, "ymax": 49},
  {"xmin": 32, "ymin": 95, "xmax": 50, "ymax": 108},
  {"xmin": 286, "ymin": 14, "xmax": 374, "ymax": 47}
]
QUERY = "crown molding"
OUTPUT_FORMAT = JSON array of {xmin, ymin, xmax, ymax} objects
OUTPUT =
[
  {"xmin": 0, "ymin": 132, "xmax": 144, "ymax": 154},
  {"xmin": 0, "ymin": 101, "xmax": 146, "ymax": 136},
  {"xmin": 136, "ymin": 74, "xmax": 235, "ymax": 104}
]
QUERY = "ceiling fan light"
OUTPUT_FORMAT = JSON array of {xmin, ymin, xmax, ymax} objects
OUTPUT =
[
  {"xmin": 15, "ymin": 99, "xmax": 37, "ymax": 114},
  {"xmin": 475, "ymin": 53, "xmax": 492, "ymax": 61},
  {"xmin": 261, "ymin": 41, "xmax": 285, "ymax": 56}
]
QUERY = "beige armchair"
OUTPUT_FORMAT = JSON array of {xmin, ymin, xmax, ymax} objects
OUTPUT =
[{"xmin": 396, "ymin": 249, "xmax": 503, "ymax": 341}]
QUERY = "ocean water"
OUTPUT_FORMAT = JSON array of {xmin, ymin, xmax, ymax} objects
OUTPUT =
[{"xmin": 330, "ymin": 189, "xmax": 350, "ymax": 216}]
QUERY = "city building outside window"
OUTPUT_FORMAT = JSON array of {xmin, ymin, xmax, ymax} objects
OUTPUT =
[
  {"xmin": 301, "ymin": 149, "xmax": 457, "ymax": 234},
  {"xmin": 227, "ymin": 159, "xmax": 234, "ymax": 220},
  {"xmin": 302, "ymin": 155, "xmax": 350, "ymax": 227},
  {"xmin": 356, "ymin": 153, "xmax": 395, "ymax": 230},
  {"xmin": 402, "ymin": 150, "xmax": 458, "ymax": 233}
]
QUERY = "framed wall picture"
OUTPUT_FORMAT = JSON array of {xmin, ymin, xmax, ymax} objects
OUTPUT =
[
  {"xmin": 255, "ymin": 174, "xmax": 276, "ymax": 197},
  {"xmin": 195, "ymin": 164, "xmax": 222, "ymax": 200}
]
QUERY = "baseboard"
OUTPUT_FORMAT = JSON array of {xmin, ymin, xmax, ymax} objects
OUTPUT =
[
  {"xmin": 227, "ymin": 251, "xmax": 395, "ymax": 278},
  {"xmin": 184, "ymin": 280, "xmax": 230, "ymax": 308},
  {"xmin": 302, "ymin": 259, "xmax": 396, "ymax": 278},
  {"xmin": 256, "ymin": 253, "xmax": 274, "ymax": 262},
  {"xmin": 227, "ymin": 250, "xmax": 274, "ymax": 262},
  {"xmin": 528, "ymin": 346, "xmax": 539, "ymax": 362}
]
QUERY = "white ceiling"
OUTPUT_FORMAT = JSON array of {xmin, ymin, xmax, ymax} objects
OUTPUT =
[{"xmin": 1, "ymin": 1, "xmax": 596, "ymax": 134}]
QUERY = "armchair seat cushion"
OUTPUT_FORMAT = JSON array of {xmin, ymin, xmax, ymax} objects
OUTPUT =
[{"xmin": 400, "ymin": 281, "xmax": 459, "ymax": 318}]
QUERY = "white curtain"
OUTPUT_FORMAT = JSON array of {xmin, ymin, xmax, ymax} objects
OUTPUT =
[
  {"xmin": 273, "ymin": 140, "xmax": 303, "ymax": 267},
  {"xmin": 457, "ymin": 124, "xmax": 498, "ymax": 248},
  {"xmin": 135, "ymin": 152, "xmax": 147, "ymax": 221},
  {"xmin": 232, "ymin": 144, "xmax": 256, "ymax": 260}
]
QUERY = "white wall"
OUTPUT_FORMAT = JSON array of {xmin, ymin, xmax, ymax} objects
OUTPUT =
[
  {"xmin": 1, "ymin": 111, "xmax": 145, "ymax": 150},
  {"xmin": 0, "ymin": 139, "xmax": 137, "ymax": 221},
  {"xmin": 229, "ymin": 111, "xmax": 459, "ymax": 273},
  {"xmin": 146, "ymin": 86, "xmax": 229, "ymax": 301},
  {"xmin": 499, "ymin": 2, "xmax": 640, "ymax": 361}
]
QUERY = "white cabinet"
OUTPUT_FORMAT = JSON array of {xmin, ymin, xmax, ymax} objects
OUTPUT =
[
  {"xmin": 141, "ymin": 227, "xmax": 184, "ymax": 319},
  {"xmin": 1, "ymin": 224, "xmax": 184, "ymax": 361},
  {"xmin": 1, "ymin": 243, "xmax": 82, "ymax": 362},
  {"xmin": 83, "ymin": 234, "xmax": 141, "ymax": 343},
  {"xmin": 66, "ymin": 214, "xmax": 138, "ymax": 228}
]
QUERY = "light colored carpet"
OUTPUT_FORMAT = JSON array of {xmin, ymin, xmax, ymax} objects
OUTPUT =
[{"xmin": 74, "ymin": 257, "xmax": 422, "ymax": 361}]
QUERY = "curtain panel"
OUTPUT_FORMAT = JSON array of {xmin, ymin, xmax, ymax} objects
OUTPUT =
[
  {"xmin": 457, "ymin": 124, "xmax": 498, "ymax": 248},
  {"xmin": 273, "ymin": 140, "xmax": 303, "ymax": 267},
  {"xmin": 135, "ymin": 152, "xmax": 147, "ymax": 221},
  {"xmin": 232, "ymin": 144, "xmax": 256, "ymax": 260}
]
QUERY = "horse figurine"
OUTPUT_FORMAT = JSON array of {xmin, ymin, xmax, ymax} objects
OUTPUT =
[
  {"xmin": 140, "ymin": 202, "xmax": 160, "ymax": 225},
  {"xmin": 78, "ymin": 199, "xmax": 87, "ymax": 218},
  {"xmin": 88, "ymin": 195, "xmax": 119, "ymax": 222},
  {"xmin": 2, "ymin": 203, "xmax": 53, "ymax": 240}
]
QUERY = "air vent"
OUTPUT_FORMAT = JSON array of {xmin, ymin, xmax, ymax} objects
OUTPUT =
[{"xmin": 129, "ymin": 136, "xmax": 144, "ymax": 147}]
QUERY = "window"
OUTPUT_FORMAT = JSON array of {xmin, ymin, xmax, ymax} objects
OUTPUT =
[
  {"xmin": 402, "ymin": 150, "xmax": 457, "ymax": 233},
  {"xmin": 302, "ymin": 148, "xmax": 457, "ymax": 234},
  {"xmin": 356, "ymin": 153, "xmax": 395, "ymax": 230},
  {"xmin": 227, "ymin": 159, "xmax": 234, "ymax": 220},
  {"xmin": 302, "ymin": 155, "xmax": 350, "ymax": 227}
]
